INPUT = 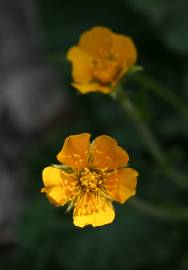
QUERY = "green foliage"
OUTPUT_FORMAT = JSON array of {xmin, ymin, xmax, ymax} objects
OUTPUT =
[{"xmin": 125, "ymin": 0, "xmax": 188, "ymax": 54}]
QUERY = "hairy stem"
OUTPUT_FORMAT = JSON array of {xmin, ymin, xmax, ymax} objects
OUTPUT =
[
  {"xmin": 114, "ymin": 89, "xmax": 188, "ymax": 189},
  {"xmin": 132, "ymin": 73, "xmax": 188, "ymax": 119},
  {"xmin": 130, "ymin": 197, "xmax": 188, "ymax": 222}
]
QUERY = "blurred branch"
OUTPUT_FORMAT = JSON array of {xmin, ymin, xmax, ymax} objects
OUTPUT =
[
  {"xmin": 119, "ymin": 96, "xmax": 166, "ymax": 165},
  {"xmin": 130, "ymin": 197, "xmax": 188, "ymax": 222},
  {"xmin": 113, "ymin": 89, "xmax": 188, "ymax": 189},
  {"xmin": 132, "ymin": 73, "xmax": 188, "ymax": 119}
]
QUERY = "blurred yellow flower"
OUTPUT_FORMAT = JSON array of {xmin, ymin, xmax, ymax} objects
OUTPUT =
[
  {"xmin": 67, "ymin": 26, "xmax": 137, "ymax": 94},
  {"xmin": 41, "ymin": 133, "xmax": 138, "ymax": 227}
]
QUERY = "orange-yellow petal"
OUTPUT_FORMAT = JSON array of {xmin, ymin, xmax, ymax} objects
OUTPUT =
[
  {"xmin": 42, "ymin": 166, "xmax": 63, "ymax": 187},
  {"xmin": 42, "ymin": 166, "xmax": 77, "ymax": 206},
  {"xmin": 79, "ymin": 26, "xmax": 112, "ymax": 58},
  {"xmin": 73, "ymin": 192, "xmax": 115, "ymax": 227},
  {"xmin": 112, "ymin": 34, "xmax": 137, "ymax": 68},
  {"xmin": 43, "ymin": 186, "xmax": 68, "ymax": 206},
  {"xmin": 90, "ymin": 135, "xmax": 129, "ymax": 170},
  {"xmin": 67, "ymin": 46, "xmax": 93, "ymax": 83},
  {"xmin": 104, "ymin": 168, "xmax": 138, "ymax": 204},
  {"xmin": 72, "ymin": 82, "xmax": 112, "ymax": 94},
  {"xmin": 57, "ymin": 133, "xmax": 91, "ymax": 169}
]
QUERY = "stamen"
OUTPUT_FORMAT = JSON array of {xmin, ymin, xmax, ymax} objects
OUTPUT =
[
  {"xmin": 92, "ymin": 50, "xmax": 121, "ymax": 85},
  {"xmin": 79, "ymin": 167, "xmax": 103, "ymax": 192},
  {"xmin": 68, "ymin": 168, "xmax": 111, "ymax": 215}
]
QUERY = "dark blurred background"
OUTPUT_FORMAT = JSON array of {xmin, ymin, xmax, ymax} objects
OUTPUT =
[{"xmin": 0, "ymin": 0, "xmax": 188, "ymax": 269}]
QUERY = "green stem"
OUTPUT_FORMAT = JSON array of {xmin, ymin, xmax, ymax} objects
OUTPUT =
[
  {"xmin": 119, "ymin": 95, "xmax": 166, "ymax": 165},
  {"xmin": 133, "ymin": 73, "xmax": 188, "ymax": 119},
  {"xmin": 130, "ymin": 197, "xmax": 188, "ymax": 222},
  {"xmin": 115, "ymin": 89, "xmax": 188, "ymax": 189}
]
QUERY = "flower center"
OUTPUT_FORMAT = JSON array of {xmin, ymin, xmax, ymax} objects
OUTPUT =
[
  {"xmin": 92, "ymin": 50, "xmax": 121, "ymax": 85},
  {"xmin": 80, "ymin": 168, "xmax": 102, "ymax": 192}
]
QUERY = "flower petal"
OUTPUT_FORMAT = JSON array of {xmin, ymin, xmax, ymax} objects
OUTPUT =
[
  {"xmin": 79, "ymin": 26, "xmax": 113, "ymax": 58},
  {"xmin": 104, "ymin": 168, "xmax": 138, "ymax": 204},
  {"xmin": 67, "ymin": 46, "xmax": 93, "ymax": 83},
  {"xmin": 57, "ymin": 133, "xmax": 91, "ymax": 169},
  {"xmin": 43, "ymin": 186, "xmax": 68, "ymax": 206},
  {"xmin": 72, "ymin": 82, "xmax": 112, "ymax": 94},
  {"xmin": 90, "ymin": 135, "xmax": 129, "ymax": 170},
  {"xmin": 42, "ymin": 166, "xmax": 77, "ymax": 206},
  {"xmin": 112, "ymin": 34, "xmax": 137, "ymax": 69},
  {"xmin": 42, "ymin": 166, "xmax": 63, "ymax": 187},
  {"xmin": 73, "ymin": 193, "xmax": 115, "ymax": 227}
]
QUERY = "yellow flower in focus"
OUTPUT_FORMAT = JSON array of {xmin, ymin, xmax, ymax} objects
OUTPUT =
[
  {"xmin": 67, "ymin": 26, "xmax": 137, "ymax": 94},
  {"xmin": 41, "ymin": 133, "xmax": 138, "ymax": 227}
]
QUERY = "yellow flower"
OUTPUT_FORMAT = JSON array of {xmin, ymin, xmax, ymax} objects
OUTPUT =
[
  {"xmin": 67, "ymin": 26, "xmax": 137, "ymax": 94},
  {"xmin": 41, "ymin": 133, "xmax": 138, "ymax": 227}
]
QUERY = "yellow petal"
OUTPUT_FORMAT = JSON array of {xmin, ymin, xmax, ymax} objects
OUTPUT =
[
  {"xmin": 79, "ymin": 26, "xmax": 113, "ymax": 58},
  {"xmin": 104, "ymin": 168, "xmax": 138, "ymax": 204},
  {"xmin": 42, "ymin": 166, "xmax": 77, "ymax": 206},
  {"xmin": 73, "ymin": 192, "xmax": 115, "ymax": 227},
  {"xmin": 90, "ymin": 135, "xmax": 129, "ymax": 170},
  {"xmin": 57, "ymin": 133, "xmax": 91, "ymax": 169},
  {"xmin": 72, "ymin": 82, "xmax": 112, "ymax": 94},
  {"xmin": 44, "ymin": 186, "xmax": 67, "ymax": 206},
  {"xmin": 42, "ymin": 166, "xmax": 62, "ymax": 187},
  {"xmin": 67, "ymin": 46, "xmax": 93, "ymax": 83},
  {"xmin": 112, "ymin": 34, "xmax": 137, "ymax": 68}
]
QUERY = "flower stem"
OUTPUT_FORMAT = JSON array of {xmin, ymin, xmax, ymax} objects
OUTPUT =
[
  {"xmin": 119, "ymin": 95, "xmax": 166, "ymax": 165},
  {"xmin": 130, "ymin": 197, "xmax": 188, "ymax": 222},
  {"xmin": 114, "ymin": 89, "xmax": 188, "ymax": 189},
  {"xmin": 132, "ymin": 73, "xmax": 188, "ymax": 119}
]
